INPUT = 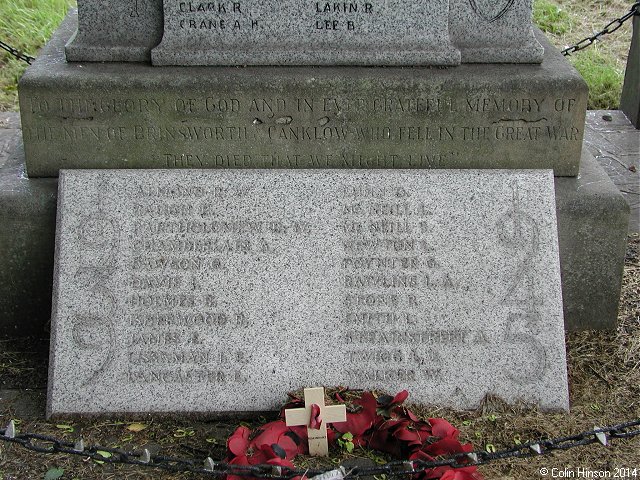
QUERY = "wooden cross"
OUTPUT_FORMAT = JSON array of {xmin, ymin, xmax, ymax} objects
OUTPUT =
[{"xmin": 284, "ymin": 387, "xmax": 346, "ymax": 456}]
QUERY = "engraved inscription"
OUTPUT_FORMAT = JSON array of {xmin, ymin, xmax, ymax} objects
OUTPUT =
[
  {"xmin": 70, "ymin": 184, "xmax": 120, "ymax": 386},
  {"xmin": 24, "ymin": 93, "xmax": 583, "ymax": 174},
  {"xmin": 338, "ymin": 185, "xmax": 453, "ymax": 382},
  {"xmin": 497, "ymin": 181, "xmax": 548, "ymax": 384},
  {"xmin": 177, "ymin": 2, "xmax": 258, "ymax": 31},
  {"xmin": 314, "ymin": 2, "xmax": 374, "ymax": 31},
  {"xmin": 119, "ymin": 182, "xmax": 314, "ymax": 385}
]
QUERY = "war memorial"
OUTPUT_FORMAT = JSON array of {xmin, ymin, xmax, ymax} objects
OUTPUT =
[{"xmin": 0, "ymin": 0, "xmax": 631, "ymax": 416}]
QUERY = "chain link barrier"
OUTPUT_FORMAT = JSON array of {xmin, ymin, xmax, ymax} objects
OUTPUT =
[
  {"xmin": 562, "ymin": 2, "xmax": 640, "ymax": 56},
  {"xmin": 0, "ymin": 419, "xmax": 638, "ymax": 479},
  {"xmin": 0, "ymin": 40, "xmax": 35, "ymax": 65}
]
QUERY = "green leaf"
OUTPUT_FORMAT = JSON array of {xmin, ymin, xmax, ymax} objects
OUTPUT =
[
  {"xmin": 44, "ymin": 468, "xmax": 64, "ymax": 480},
  {"xmin": 126, "ymin": 422, "xmax": 147, "ymax": 432},
  {"xmin": 94, "ymin": 450, "xmax": 112, "ymax": 465},
  {"xmin": 55, "ymin": 424, "xmax": 74, "ymax": 433}
]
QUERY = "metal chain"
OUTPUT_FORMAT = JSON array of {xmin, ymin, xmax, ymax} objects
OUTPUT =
[
  {"xmin": 0, "ymin": 40, "xmax": 35, "ymax": 65},
  {"xmin": 0, "ymin": 419, "xmax": 638, "ymax": 478},
  {"xmin": 562, "ymin": 2, "xmax": 640, "ymax": 56}
]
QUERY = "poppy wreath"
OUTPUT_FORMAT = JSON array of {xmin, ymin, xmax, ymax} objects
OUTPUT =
[{"xmin": 225, "ymin": 389, "xmax": 483, "ymax": 480}]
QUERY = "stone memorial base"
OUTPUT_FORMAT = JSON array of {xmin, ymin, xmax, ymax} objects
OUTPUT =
[
  {"xmin": 19, "ymin": 12, "xmax": 586, "ymax": 178},
  {"xmin": 0, "ymin": 114, "xmax": 629, "ymax": 337},
  {"xmin": 0, "ymin": 114, "xmax": 57, "ymax": 337}
]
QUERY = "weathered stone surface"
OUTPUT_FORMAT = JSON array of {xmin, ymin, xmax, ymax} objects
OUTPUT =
[
  {"xmin": 583, "ymin": 110, "xmax": 639, "ymax": 234},
  {"xmin": 449, "ymin": 0, "xmax": 543, "ymax": 63},
  {"xmin": 152, "ymin": 0, "xmax": 459, "ymax": 66},
  {"xmin": 555, "ymin": 149, "xmax": 630, "ymax": 331},
  {"xmin": 20, "ymin": 13, "xmax": 586, "ymax": 177},
  {"xmin": 65, "ymin": 2, "xmax": 163, "ymax": 62},
  {"xmin": 0, "ymin": 113, "xmax": 57, "ymax": 337},
  {"xmin": 48, "ymin": 169, "xmax": 568, "ymax": 415}
]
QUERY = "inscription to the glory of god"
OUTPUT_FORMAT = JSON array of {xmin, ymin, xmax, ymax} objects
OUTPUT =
[
  {"xmin": 48, "ymin": 169, "xmax": 569, "ymax": 416},
  {"xmin": 22, "ymin": 91, "xmax": 585, "ymax": 176}
]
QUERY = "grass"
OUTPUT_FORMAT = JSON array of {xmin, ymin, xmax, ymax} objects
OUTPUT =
[
  {"xmin": 533, "ymin": 0, "xmax": 573, "ymax": 35},
  {"xmin": 0, "ymin": 0, "xmax": 75, "ymax": 111},
  {"xmin": 0, "ymin": 1, "xmax": 636, "ymax": 110},
  {"xmin": 571, "ymin": 47, "xmax": 627, "ymax": 109}
]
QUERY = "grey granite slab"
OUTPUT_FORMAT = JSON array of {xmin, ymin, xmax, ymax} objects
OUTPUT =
[
  {"xmin": 151, "ymin": 0, "xmax": 460, "ymax": 66},
  {"xmin": 48, "ymin": 169, "xmax": 568, "ymax": 416},
  {"xmin": 20, "ymin": 14, "xmax": 587, "ymax": 177},
  {"xmin": 450, "ymin": 0, "xmax": 543, "ymax": 63},
  {"xmin": 65, "ymin": 2, "xmax": 163, "ymax": 62}
]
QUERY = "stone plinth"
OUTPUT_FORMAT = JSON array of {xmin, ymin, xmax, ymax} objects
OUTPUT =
[
  {"xmin": 19, "ymin": 13, "xmax": 586, "ymax": 178},
  {"xmin": 48, "ymin": 168, "xmax": 568, "ymax": 416},
  {"xmin": 0, "ymin": 113, "xmax": 58, "ymax": 337}
]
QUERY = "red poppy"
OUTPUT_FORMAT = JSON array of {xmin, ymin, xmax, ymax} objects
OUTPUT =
[
  {"xmin": 439, "ymin": 467, "xmax": 482, "ymax": 480},
  {"xmin": 429, "ymin": 419, "xmax": 460, "ymax": 440},
  {"xmin": 227, "ymin": 389, "xmax": 484, "ymax": 480},
  {"xmin": 333, "ymin": 391, "xmax": 378, "ymax": 444},
  {"xmin": 309, "ymin": 404, "xmax": 322, "ymax": 429}
]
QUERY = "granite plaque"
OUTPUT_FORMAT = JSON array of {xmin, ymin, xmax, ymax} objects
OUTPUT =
[
  {"xmin": 151, "ymin": 0, "xmax": 460, "ymax": 66},
  {"xmin": 48, "ymin": 169, "xmax": 568, "ymax": 416}
]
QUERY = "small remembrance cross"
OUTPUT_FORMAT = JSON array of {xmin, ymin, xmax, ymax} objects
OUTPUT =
[{"xmin": 284, "ymin": 387, "xmax": 347, "ymax": 456}]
